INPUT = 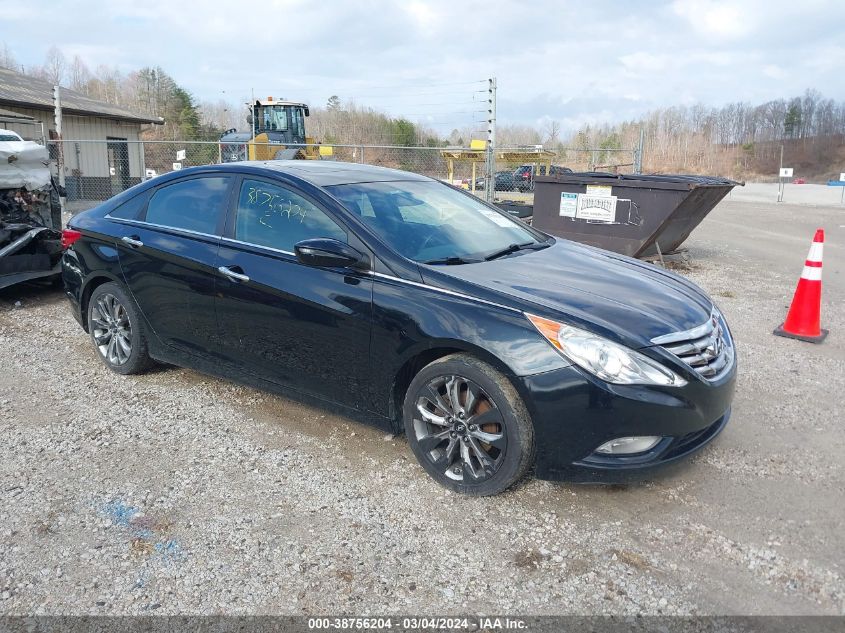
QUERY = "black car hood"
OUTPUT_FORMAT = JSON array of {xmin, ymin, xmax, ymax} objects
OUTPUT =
[{"xmin": 421, "ymin": 241, "xmax": 713, "ymax": 348}]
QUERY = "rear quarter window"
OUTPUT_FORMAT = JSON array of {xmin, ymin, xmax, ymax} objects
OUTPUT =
[
  {"xmin": 108, "ymin": 190, "xmax": 150, "ymax": 220},
  {"xmin": 144, "ymin": 177, "xmax": 231, "ymax": 234}
]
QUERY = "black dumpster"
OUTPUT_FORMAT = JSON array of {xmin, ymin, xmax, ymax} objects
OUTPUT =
[
  {"xmin": 532, "ymin": 172, "xmax": 742, "ymax": 257},
  {"xmin": 494, "ymin": 200, "xmax": 533, "ymax": 219}
]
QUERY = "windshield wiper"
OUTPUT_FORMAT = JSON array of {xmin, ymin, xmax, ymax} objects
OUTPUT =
[
  {"xmin": 484, "ymin": 241, "xmax": 547, "ymax": 261},
  {"xmin": 423, "ymin": 256, "xmax": 481, "ymax": 265}
]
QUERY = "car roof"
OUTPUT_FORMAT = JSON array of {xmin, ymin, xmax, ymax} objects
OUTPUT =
[
  {"xmin": 0, "ymin": 128, "xmax": 23, "ymax": 138},
  {"xmin": 228, "ymin": 160, "xmax": 432, "ymax": 187}
]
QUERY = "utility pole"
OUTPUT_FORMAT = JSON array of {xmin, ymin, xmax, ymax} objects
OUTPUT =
[
  {"xmin": 635, "ymin": 126, "xmax": 645, "ymax": 174},
  {"xmin": 52, "ymin": 85, "xmax": 66, "ymax": 215},
  {"xmin": 484, "ymin": 77, "xmax": 497, "ymax": 203},
  {"xmin": 250, "ymin": 88, "xmax": 256, "ymax": 143}
]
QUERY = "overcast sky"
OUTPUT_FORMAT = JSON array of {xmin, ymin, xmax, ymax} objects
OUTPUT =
[{"xmin": 2, "ymin": 0, "xmax": 843, "ymax": 133}]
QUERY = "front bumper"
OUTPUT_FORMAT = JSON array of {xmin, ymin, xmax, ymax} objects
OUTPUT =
[{"xmin": 518, "ymin": 360, "xmax": 736, "ymax": 483}]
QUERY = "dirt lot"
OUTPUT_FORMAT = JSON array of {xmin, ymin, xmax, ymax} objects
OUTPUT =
[{"xmin": 0, "ymin": 194, "xmax": 842, "ymax": 616}]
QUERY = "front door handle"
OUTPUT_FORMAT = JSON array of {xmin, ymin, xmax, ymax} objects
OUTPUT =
[
  {"xmin": 121, "ymin": 235, "xmax": 143, "ymax": 248},
  {"xmin": 218, "ymin": 265, "xmax": 250, "ymax": 283}
]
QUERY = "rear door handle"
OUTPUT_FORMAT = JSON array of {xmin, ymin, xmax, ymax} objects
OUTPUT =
[
  {"xmin": 218, "ymin": 266, "xmax": 250, "ymax": 283},
  {"xmin": 121, "ymin": 236, "xmax": 143, "ymax": 248}
]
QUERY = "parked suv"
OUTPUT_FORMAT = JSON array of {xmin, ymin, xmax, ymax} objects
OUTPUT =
[
  {"xmin": 474, "ymin": 170, "xmax": 516, "ymax": 192},
  {"xmin": 513, "ymin": 164, "xmax": 573, "ymax": 192}
]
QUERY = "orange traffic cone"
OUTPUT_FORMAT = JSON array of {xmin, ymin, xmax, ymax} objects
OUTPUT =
[{"xmin": 774, "ymin": 229, "xmax": 828, "ymax": 343}]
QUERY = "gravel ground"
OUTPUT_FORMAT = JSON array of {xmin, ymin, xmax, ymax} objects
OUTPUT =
[{"xmin": 0, "ymin": 196, "xmax": 842, "ymax": 616}]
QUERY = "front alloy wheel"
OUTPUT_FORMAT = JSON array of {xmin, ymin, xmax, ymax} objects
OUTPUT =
[
  {"xmin": 414, "ymin": 375, "xmax": 506, "ymax": 483},
  {"xmin": 404, "ymin": 354, "xmax": 535, "ymax": 496}
]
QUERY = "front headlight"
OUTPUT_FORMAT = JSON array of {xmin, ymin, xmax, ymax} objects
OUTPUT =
[{"xmin": 526, "ymin": 313, "xmax": 687, "ymax": 387}]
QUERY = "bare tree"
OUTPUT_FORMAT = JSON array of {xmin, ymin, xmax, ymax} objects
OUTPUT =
[
  {"xmin": 0, "ymin": 42, "xmax": 17, "ymax": 70},
  {"xmin": 543, "ymin": 119, "xmax": 561, "ymax": 148},
  {"xmin": 198, "ymin": 99, "xmax": 237, "ymax": 131},
  {"xmin": 39, "ymin": 45, "xmax": 67, "ymax": 86},
  {"xmin": 68, "ymin": 55, "xmax": 91, "ymax": 93},
  {"xmin": 496, "ymin": 124, "xmax": 542, "ymax": 147}
]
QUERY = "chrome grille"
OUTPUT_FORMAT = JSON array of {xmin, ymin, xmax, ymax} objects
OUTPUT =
[{"xmin": 652, "ymin": 311, "xmax": 733, "ymax": 380}]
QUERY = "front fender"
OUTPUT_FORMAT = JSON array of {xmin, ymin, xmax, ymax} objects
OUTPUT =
[{"xmin": 369, "ymin": 275, "xmax": 569, "ymax": 416}]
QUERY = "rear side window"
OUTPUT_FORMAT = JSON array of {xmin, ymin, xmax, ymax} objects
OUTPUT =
[
  {"xmin": 234, "ymin": 179, "xmax": 346, "ymax": 252},
  {"xmin": 109, "ymin": 190, "xmax": 150, "ymax": 220},
  {"xmin": 144, "ymin": 177, "xmax": 230, "ymax": 234}
]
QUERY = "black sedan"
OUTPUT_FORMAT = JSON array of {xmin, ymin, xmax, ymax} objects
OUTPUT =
[{"xmin": 61, "ymin": 161, "xmax": 736, "ymax": 496}]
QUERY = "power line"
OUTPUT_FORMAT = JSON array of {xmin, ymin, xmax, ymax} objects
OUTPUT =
[
  {"xmin": 341, "ymin": 79, "xmax": 488, "ymax": 90},
  {"xmin": 395, "ymin": 111, "xmax": 486, "ymax": 116},
  {"xmin": 220, "ymin": 84, "xmax": 487, "ymax": 99}
]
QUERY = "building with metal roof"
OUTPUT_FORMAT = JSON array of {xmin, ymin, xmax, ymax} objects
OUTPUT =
[{"xmin": 0, "ymin": 66, "xmax": 163, "ymax": 200}]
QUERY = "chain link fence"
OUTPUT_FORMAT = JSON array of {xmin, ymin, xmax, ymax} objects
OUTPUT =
[
  {"xmin": 46, "ymin": 139, "xmax": 638, "ymax": 212},
  {"xmin": 486, "ymin": 147, "xmax": 638, "ymax": 207}
]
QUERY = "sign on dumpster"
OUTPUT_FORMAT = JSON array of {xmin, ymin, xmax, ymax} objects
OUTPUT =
[
  {"xmin": 576, "ymin": 194, "xmax": 617, "ymax": 223},
  {"xmin": 586, "ymin": 184, "xmax": 613, "ymax": 197},
  {"xmin": 559, "ymin": 192, "xmax": 578, "ymax": 217},
  {"xmin": 840, "ymin": 173, "xmax": 845, "ymax": 181}
]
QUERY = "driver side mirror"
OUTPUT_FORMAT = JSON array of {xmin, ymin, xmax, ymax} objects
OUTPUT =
[{"xmin": 294, "ymin": 238, "xmax": 368, "ymax": 270}]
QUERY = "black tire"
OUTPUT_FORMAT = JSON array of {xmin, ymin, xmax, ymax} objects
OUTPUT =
[
  {"xmin": 87, "ymin": 282, "xmax": 153, "ymax": 375},
  {"xmin": 403, "ymin": 353, "xmax": 535, "ymax": 496}
]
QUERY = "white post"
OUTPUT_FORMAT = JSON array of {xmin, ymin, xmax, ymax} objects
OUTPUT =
[
  {"xmin": 140, "ymin": 141, "xmax": 147, "ymax": 181},
  {"xmin": 484, "ymin": 77, "xmax": 497, "ymax": 203},
  {"xmin": 52, "ymin": 85, "xmax": 66, "ymax": 215}
]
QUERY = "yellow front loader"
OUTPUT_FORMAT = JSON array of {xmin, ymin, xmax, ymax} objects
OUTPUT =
[{"xmin": 219, "ymin": 97, "xmax": 332, "ymax": 162}]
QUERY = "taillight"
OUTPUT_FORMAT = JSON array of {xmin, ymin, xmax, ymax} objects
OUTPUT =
[{"xmin": 61, "ymin": 229, "xmax": 83, "ymax": 249}]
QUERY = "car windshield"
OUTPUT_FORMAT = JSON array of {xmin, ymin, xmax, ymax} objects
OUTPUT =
[{"xmin": 327, "ymin": 180, "xmax": 545, "ymax": 264}]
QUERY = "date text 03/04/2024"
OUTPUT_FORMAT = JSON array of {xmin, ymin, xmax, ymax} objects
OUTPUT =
[{"xmin": 306, "ymin": 617, "xmax": 527, "ymax": 630}]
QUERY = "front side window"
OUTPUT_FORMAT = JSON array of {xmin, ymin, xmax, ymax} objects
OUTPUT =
[
  {"xmin": 234, "ymin": 179, "xmax": 346, "ymax": 252},
  {"xmin": 144, "ymin": 177, "xmax": 230, "ymax": 234},
  {"xmin": 327, "ymin": 180, "xmax": 544, "ymax": 263}
]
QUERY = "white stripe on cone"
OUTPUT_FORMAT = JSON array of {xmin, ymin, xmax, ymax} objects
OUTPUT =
[
  {"xmin": 807, "ymin": 242, "xmax": 823, "ymax": 262},
  {"xmin": 801, "ymin": 266, "xmax": 822, "ymax": 281}
]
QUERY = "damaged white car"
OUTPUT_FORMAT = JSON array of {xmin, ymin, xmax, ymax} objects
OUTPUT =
[{"xmin": 0, "ymin": 138, "xmax": 63, "ymax": 290}]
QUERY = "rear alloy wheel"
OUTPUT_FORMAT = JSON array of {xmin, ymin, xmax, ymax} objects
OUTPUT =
[
  {"xmin": 404, "ymin": 354, "xmax": 534, "ymax": 496},
  {"xmin": 88, "ymin": 282, "xmax": 153, "ymax": 375}
]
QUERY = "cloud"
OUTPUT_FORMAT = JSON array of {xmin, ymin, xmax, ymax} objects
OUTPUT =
[
  {"xmin": 671, "ymin": 0, "xmax": 756, "ymax": 38},
  {"xmin": 59, "ymin": 44, "xmax": 124, "ymax": 68},
  {"xmin": 619, "ymin": 52, "xmax": 672, "ymax": 72},
  {"xmin": 404, "ymin": 1, "xmax": 439, "ymax": 30},
  {"xmin": 1, "ymin": 0, "xmax": 843, "ymax": 132},
  {"xmin": 763, "ymin": 64, "xmax": 787, "ymax": 80}
]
